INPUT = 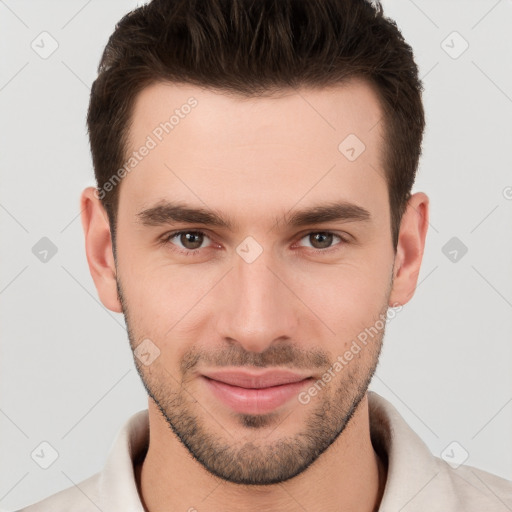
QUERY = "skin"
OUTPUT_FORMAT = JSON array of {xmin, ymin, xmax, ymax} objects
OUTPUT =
[{"xmin": 81, "ymin": 79, "xmax": 429, "ymax": 512}]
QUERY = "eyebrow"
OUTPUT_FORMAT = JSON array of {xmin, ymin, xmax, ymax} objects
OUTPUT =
[{"xmin": 136, "ymin": 200, "xmax": 371, "ymax": 230}]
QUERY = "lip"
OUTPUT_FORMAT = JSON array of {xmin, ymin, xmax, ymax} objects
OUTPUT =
[
  {"xmin": 201, "ymin": 369, "xmax": 313, "ymax": 415},
  {"xmin": 201, "ymin": 369, "xmax": 312, "ymax": 388}
]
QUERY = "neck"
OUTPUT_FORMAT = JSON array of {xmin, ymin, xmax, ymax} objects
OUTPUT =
[{"xmin": 136, "ymin": 393, "xmax": 386, "ymax": 512}]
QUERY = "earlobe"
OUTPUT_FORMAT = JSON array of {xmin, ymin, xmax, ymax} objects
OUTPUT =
[
  {"xmin": 388, "ymin": 192, "xmax": 429, "ymax": 307},
  {"xmin": 80, "ymin": 187, "xmax": 123, "ymax": 313}
]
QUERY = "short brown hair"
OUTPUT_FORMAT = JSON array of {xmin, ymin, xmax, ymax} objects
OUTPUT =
[{"xmin": 87, "ymin": 0, "xmax": 425, "ymax": 250}]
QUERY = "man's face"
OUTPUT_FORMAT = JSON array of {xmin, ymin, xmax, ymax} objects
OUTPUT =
[{"xmin": 114, "ymin": 80, "xmax": 396, "ymax": 484}]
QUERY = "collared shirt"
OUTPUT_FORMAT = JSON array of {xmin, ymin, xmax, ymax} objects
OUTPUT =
[{"xmin": 17, "ymin": 391, "xmax": 512, "ymax": 511}]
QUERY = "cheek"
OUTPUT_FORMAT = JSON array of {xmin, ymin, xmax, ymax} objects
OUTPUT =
[
  {"xmin": 290, "ymin": 256, "xmax": 392, "ymax": 345},
  {"xmin": 118, "ymin": 253, "xmax": 222, "ymax": 338}
]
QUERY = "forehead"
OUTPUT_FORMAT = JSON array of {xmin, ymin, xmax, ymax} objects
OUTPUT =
[{"xmin": 119, "ymin": 79, "xmax": 388, "ymax": 228}]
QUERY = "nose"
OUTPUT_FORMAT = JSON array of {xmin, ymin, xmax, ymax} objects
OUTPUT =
[{"xmin": 215, "ymin": 246, "xmax": 300, "ymax": 354}]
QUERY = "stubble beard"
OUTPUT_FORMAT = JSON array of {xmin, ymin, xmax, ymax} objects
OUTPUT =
[{"xmin": 117, "ymin": 277, "xmax": 388, "ymax": 485}]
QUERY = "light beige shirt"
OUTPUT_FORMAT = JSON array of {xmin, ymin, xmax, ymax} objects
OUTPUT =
[{"xmin": 17, "ymin": 391, "xmax": 512, "ymax": 511}]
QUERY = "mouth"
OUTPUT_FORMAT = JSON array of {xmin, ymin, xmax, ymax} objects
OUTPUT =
[{"xmin": 200, "ymin": 369, "xmax": 314, "ymax": 415}]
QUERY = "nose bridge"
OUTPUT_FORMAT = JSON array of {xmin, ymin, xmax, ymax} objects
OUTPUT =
[{"xmin": 217, "ymin": 245, "xmax": 298, "ymax": 353}]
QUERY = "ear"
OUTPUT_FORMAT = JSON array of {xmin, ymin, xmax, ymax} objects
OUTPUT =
[
  {"xmin": 389, "ymin": 192, "xmax": 429, "ymax": 307},
  {"xmin": 80, "ymin": 187, "xmax": 122, "ymax": 313}
]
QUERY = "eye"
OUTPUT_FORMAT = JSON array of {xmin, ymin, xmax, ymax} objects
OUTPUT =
[
  {"xmin": 296, "ymin": 231, "xmax": 347, "ymax": 251},
  {"xmin": 159, "ymin": 229, "xmax": 348, "ymax": 257},
  {"xmin": 161, "ymin": 230, "xmax": 213, "ymax": 254}
]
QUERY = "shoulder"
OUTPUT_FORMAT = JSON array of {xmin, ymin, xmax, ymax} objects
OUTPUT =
[
  {"xmin": 14, "ymin": 473, "xmax": 101, "ymax": 512},
  {"xmin": 368, "ymin": 391, "xmax": 512, "ymax": 511},
  {"xmin": 434, "ymin": 458, "xmax": 512, "ymax": 511},
  {"xmin": 15, "ymin": 409, "xmax": 149, "ymax": 512}
]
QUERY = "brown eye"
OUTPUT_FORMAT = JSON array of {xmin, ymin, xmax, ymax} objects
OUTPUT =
[
  {"xmin": 179, "ymin": 232, "xmax": 204, "ymax": 249},
  {"xmin": 298, "ymin": 232, "xmax": 345, "ymax": 251},
  {"xmin": 164, "ymin": 230, "xmax": 211, "ymax": 252},
  {"xmin": 310, "ymin": 232, "xmax": 333, "ymax": 249}
]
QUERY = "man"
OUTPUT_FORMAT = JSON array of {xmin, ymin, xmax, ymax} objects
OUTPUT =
[{"xmin": 18, "ymin": 0, "xmax": 512, "ymax": 510}]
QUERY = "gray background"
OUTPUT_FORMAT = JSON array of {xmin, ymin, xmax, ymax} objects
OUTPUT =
[{"xmin": 1, "ymin": 0, "xmax": 511, "ymax": 510}]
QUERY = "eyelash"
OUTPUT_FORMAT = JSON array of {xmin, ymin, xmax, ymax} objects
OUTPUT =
[{"xmin": 159, "ymin": 230, "xmax": 350, "ymax": 256}]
